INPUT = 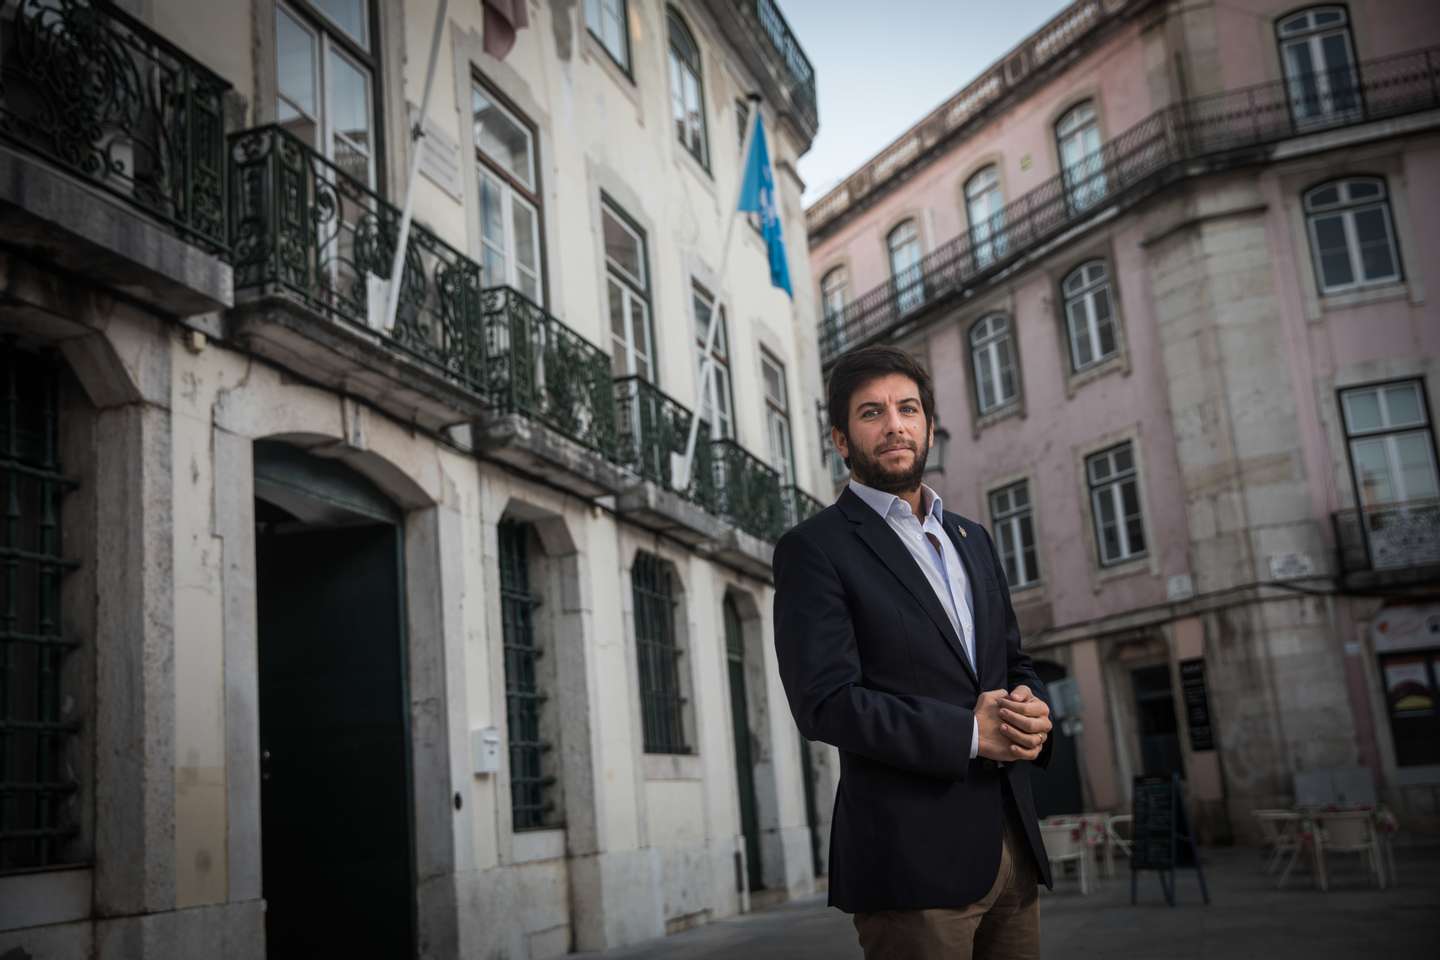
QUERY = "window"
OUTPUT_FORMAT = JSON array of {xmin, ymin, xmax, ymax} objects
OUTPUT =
[
  {"xmin": 1341, "ymin": 381, "xmax": 1440, "ymax": 569},
  {"xmin": 888, "ymin": 220, "xmax": 924, "ymax": 315},
  {"xmin": 603, "ymin": 200, "xmax": 655, "ymax": 381},
  {"xmin": 1087, "ymin": 442, "xmax": 1146, "ymax": 565},
  {"xmin": 693, "ymin": 284, "xmax": 735, "ymax": 439},
  {"xmin": 1277, "ymin": 6, "xmax": 1359, "ymax": 124},
  {"xmin": 498, "ymin": 521, "xmax": 559, "ymax": 830},
  {"xmin": 633, "ymin": 552, "xmax": 688, "ymax": 754},
  {"xmin": 989, "ymin": 481, "xmax": 1039, "ymax": 588},
  {"xmin": 1062, "ymin": 260, "xmax": 1118, "ymax": 372},
  {"xmin": 585, "ymin": 0, "xmax": 629, "ymax": 72},
  {"xmin": 1378, "ymin": 650, "xmax": 1440, "ymax": 767},
  {"xmin": 1056, "ymin": 101, "xmax": 1105, "ymax": 213},
  {"xmin": 762, "ymin": 350, "xmax": 796, "ymax": 488},
  {"xmin": 1305, "ymin": 178, "xmax": 1402, "ymax": 294},
  {"xmin": 667, "ymin": 10, "xmax": 708, "ymax": 169},
  {"xmin": 0, "ymin": 346, "xmax": 80, "ymax": 873},
  {"xmin": 965, "ymin": 166, "xmax": 1008, "ymax": 267},
  {"xmin": 276, "ymin": 0, "xmax": 377, "ymax": 187},
  {"xmin": 969, "ymin": 313, "xmax": 1017, "ymax": 414},
  {"xmin": 474, "ymin": 84, "xmax": 543, "ymax": 303}
]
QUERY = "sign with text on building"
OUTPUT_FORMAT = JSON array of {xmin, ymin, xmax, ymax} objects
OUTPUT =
[{"xmin": 1179, "ymin": 657, "xmax": 1215, "ymax": 752}]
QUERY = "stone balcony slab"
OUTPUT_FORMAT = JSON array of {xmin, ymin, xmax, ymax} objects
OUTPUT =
[
  {"xmin": 473, "ymin": 412, "xmax": 630, "ymax": 499},
  {"xmin": 616, "ymin": 481, "xmax": 729, "ymax": 545}
]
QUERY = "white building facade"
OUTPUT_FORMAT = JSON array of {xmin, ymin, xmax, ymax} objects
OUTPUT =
[{"xmin": 0, "ymin": 1, "xmax": 834, "ymax": 957}]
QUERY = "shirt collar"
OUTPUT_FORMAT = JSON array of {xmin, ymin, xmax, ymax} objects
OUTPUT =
[{"xmin": 848, "ymin": 478, "xmax": 945, "ymax": 524}]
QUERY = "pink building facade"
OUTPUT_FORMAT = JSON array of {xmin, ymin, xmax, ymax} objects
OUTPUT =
[{"xmin": 807, "ymin": 0, "xmax": 1440, "ymax": 839}]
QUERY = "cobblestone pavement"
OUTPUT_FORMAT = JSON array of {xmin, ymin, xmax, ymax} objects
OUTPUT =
[{"xmin": 573, "ymin": 841, "xmax": 1440, "ymax": 959}]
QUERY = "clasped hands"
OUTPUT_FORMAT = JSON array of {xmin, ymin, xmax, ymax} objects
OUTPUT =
[{"xmin": 976, "ymin": 685, "xmax": 1052, "ymax": 763}]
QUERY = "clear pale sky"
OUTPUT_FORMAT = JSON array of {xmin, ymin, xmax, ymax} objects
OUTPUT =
[{"xmin": 784, "ymin": 0, "xmax": 1070, "ymax": 205}]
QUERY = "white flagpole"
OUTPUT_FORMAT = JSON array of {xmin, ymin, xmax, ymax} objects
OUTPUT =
[
  {"xmin": 369, "ymin": 0, "xmax": 450, "ymax": 333},
  {"xmin": 675, "ymin": 93, "xmax": 763, "ymax": 491}
]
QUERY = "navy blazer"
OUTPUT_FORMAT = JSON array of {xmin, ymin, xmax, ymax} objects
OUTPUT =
[{"xmin": 773, "ymin": 486, "xmax": 1054, "ymax": 913}]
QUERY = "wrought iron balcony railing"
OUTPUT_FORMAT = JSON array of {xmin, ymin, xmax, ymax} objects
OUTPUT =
[
  {"xmin": 1333, "ymin": 499, "xmax": 1440, "ymax": 574},
  {"xmin": 820, "ymin": 46, "xmax": 1440, "ymax": 368},
  {"xmin": 0, "ymin": 0, "xmax": 230, "ymax": 252},
  {"xmin": 743, "ymin": 0, "xmax": 818, "ymax": 132},
  {"xmin": 711, "ymin": 438, "xmax": 786, "ymax": 541},
  {"xmin": 229, "ymin": 125, "xmax": 485, "ymax": 393},
  {"xmin": 481, "ymin": 285, "xmax": 618, "ymax": 458},
  {"xmin": 613, "ymin": 375, "xmax": 720, "ymax": 507},
  {"xmin": 783, "ymin": 484, "xmax": 826, "ymax": 530}
]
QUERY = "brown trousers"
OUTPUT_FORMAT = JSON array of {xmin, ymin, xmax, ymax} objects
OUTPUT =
[{"xmin": 852, "ymin": 818, "xmax": 1040, "ymax": 960}]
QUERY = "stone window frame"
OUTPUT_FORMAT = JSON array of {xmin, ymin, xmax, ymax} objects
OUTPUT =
[
  {"xmin": 1046, "ymin": 235, "xmax": 1132, "ymax": 398},
  {"xmin": 967, "ymin": 311, "xmax": 1022, "ymax": 420},
  {"xmin": 1301, "ymin": 175, "xmax": 1405, "ymax": 297},
  {"xmin": 1071, "ymin": 426, "xmax": 1160, "ymax": 586}
]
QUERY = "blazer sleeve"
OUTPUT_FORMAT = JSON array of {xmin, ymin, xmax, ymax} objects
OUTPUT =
[
  {"xmin": 772, "ymin": 527, "xmax": 976, "ymax": 781},
  {"xmin": 978, "ymin": 522, "xmax": 1055, "ymax": 770}
]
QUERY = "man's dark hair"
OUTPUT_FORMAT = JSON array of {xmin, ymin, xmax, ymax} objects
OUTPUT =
[{"xmin": 826, "ymin": 344, "xmax": 936, "ymax": 444}]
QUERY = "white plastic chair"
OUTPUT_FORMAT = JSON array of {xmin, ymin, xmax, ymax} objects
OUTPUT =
[
  {"xmin": 1315, "ymin": 810, "xmax": 1385, "ymax": 890},
  {"xmin": 1105, "ymin": 814, "xmax": 1133, "ymax": 877},
  {"xmin": 1253, "ymin": 810, "xmax": 1310, "ymax": 887},
  {"xmin": 1040, "ymin": 822, "xmax": 1089, "ymax": 895}
]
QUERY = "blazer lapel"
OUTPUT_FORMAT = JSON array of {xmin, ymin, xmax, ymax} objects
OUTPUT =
[
  {"xmin": 840, "ymin": 489, "xmax": 980, "ymax": 688},
  {"xmin": 943, "ymin": 513, "xmax": 992, "ymax": 678}
]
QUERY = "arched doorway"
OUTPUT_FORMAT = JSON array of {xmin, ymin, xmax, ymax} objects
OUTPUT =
[
  {"xmin": 253, "ymin": 440, "xmax": 415, "ymax": 959},
  {"xmin": 1028, "ymin": 659, "xmax": 1084, "ymax": 817}
]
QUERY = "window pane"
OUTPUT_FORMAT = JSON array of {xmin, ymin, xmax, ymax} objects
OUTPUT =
[
  {"xmin": 603, "ymin": 208, "xmax": 644, "ymax": 286},
  {"xmin": 512, "ymin": 196, "xmax": 539, "ymax": 276},
  {"xmin": 328, "ymin": 49, "xmax": 372, "ymax": 182},
  {"xmin": 1353, "ymin": 208, "xmax": 1397, "ymax": 281},
  {"xmin": 314, "ymin": 0, "xmax": 368, "ymax": 48},
  {"xmin": 1311, "ymin": 214, "xmax": 1354, "ymax": 288},
  {"xmin": 999, "ymin": 521, "xmax": 1019, "ymax": 584},
  {"xmin": 1394, "ymin": 433, "xmax": 1439, "ymax": 500},
  {"xmin": 976, "ymin": 346, "xmax": 996, "ymax": 411},
  {"xmin": 1069, "ymin": 307, "xmax": 1094, "ymax": 368},
  {"xmin": 1019, "ymin": 513, "xmax": 1037, "ymax": 581},
  {"xmin": 1125, "ymin": 514, "xmax": 1147, "ymax": 555},
  {"xmin": 1120, "ymin": 477, "xmax": 1141, "ymax": 519},
  {"xmin": 1351, "ymin": 437, "xmax": 1395, "ymax": 505},
  {"xmin": 608, "ymin": 279, "xmax": 626, "ymax": 341},
  {"xmin": 474, "ymin": 89, "xmax": 534, "ymax": 189},
  {"xmin": 277, "ymin": 9, "xmax": 317, "ymax": 115},
  {"xmin": 997, "ymin": 338, "xmax": 1015, "ymax": 403},
  {"xmin": 1343, "ymin": 389, "xmax": 1383, "ymax": 434},
  {"xmin": 1382, "ymin": 384, "xmax": 1424, "ymax": 428},
  {"xmin": 630, "ymin": 297, "xmax": 652, "ymax": 376},
  {"xmin": 1113, "ymin": 445, "xmax": 1133, "ymax": 473}
]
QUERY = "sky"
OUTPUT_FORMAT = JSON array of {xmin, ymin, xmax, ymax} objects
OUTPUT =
[{"xmin": 783, "ymin": 0, "xmax": 1071, "ymax": 206}]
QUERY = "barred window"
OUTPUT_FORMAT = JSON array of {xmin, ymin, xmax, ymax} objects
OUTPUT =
[
  {"xmin": 1, "ymin": 346, "xmax": 80, "ymax": 873},
  {"xmin": 989, "ymin": 480, "xmax": 1038, "ymax": 587},
  {"xmin": 498, "ymin": 520, "xmax": 558, "ymax": 830},
  {"xmin": 1087, "ymin": 442, "xmax": 1146, "ymax": 565},
  {"xmin": 632, "ymin": 552, "xmax": 688, "ymax": 754}
]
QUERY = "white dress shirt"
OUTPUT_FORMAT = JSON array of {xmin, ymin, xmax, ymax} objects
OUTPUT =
[{"xmin": 848, "ymin": 478, "xmax": 980, "ymax": 759}]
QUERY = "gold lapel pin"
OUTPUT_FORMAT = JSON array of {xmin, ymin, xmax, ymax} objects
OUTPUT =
[{"xmin": 956, "ymin": 524, "xmax": 967, "ymax": 539}]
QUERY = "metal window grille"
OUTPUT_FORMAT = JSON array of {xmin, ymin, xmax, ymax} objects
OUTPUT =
[
  {"xmin": 498, "ymin": 520, "xmax": 555, "ymax": 830},
  {"xmin": 632, "ymin": 552, "xmax": 688, "ymax": 754},
  {"xmin": 1, "ymin": 343, "xmax": 80, "ymax": 873}
]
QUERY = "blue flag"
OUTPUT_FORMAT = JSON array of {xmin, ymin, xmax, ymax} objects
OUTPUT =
[{"xmin": 737, "ymin": 114, "xmax": 793, "ymax": 298}]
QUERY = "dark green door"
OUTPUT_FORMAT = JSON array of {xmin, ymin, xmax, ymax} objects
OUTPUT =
[
  {"xmin": 255, "ymin": 448, "xmax": 413, "ymax": 960},
  {"xmin": 724, "ymin": 597, "xmax": 764, "ymax": 893}
]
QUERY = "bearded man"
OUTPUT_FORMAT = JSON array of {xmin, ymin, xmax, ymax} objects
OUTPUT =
[{"xmin": 773, "ymin": 344, "xmax": 1055, "ymax": 959}]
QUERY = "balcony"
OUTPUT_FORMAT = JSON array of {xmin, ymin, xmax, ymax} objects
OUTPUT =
[
  {"xmin": 473, "ymin": 286, "xmax": 630, "ymax": 497},
  {"xmin": 819, "ymin": 46, "xmax": 1440, "ymax": 368},
  {"xmin": 613, "ymin": 377, "xmax": 728, "ymax": 543},
  {"xmin": 0, "ymin": 0, "xmax": 231, "ymax": 314},
  {"xmin": 783, "ymin": 484, "xmax": 826, "ymax": 529},
  {"xmin": 701, "ymin": 438, "xmax": 785, "ymax": 575},
  {"xmin": 705, "ymin": 0, "xmax": 818, "ymax": 141},
  {"xmin": 226, "ymin": 124, "xmax": 489, "ymax": 433},
  {"xmin": 1333, "ymin": 500, "xmax": 1440, "ymax": 581}
]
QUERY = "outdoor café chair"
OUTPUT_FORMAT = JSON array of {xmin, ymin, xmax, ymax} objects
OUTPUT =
[
  {"xmin": 1253, "ymin": 810, "xmax": 1313, "ymax": 888},
  {"xmin": 1040, "ymin": 821, "xmax": 1089, "ymax": 895},
  {"xmin": 1314, "ymin": 809, "xmax": 1386, "ymax": 890},
  {"xmin": 1105, "ymin": 814, "xmax": 1133, "ymax": 876}
]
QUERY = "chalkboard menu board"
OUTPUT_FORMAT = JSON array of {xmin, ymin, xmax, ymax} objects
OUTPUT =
[
  {"xmin": 1179, "ymin": 658, "xmax": 1215, "ymax": 752},
  {"xmin": 1130, "ymin": 774, "xmax": 1209, "ymax": 906}
]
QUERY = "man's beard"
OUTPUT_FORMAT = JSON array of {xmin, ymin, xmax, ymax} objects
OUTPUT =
[{"xmin": 848, "ymin": 437, "xmax": 929, "ymax": 495}]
